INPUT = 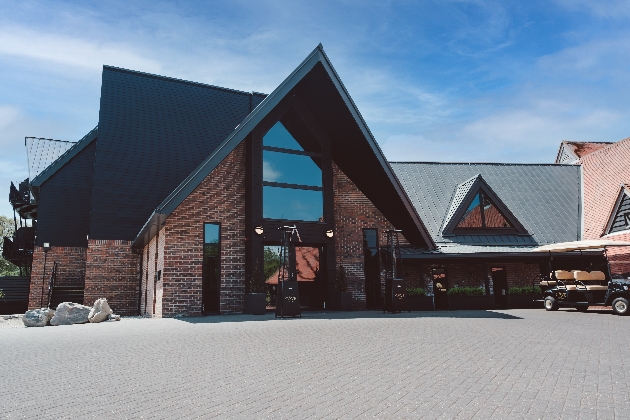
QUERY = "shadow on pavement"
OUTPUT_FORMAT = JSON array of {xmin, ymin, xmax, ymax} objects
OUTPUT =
[{"xmin": 175, "ymin": 309, "xmax": 524, "ymax": 324}]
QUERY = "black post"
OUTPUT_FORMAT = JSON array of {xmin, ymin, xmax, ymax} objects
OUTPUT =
[{"xmin": 40, "ymin": 250, "xmax": 48, "ymax": 308}]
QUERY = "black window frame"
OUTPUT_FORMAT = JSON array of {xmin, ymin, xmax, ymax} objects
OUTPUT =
[{"xmin": 202, "ymin": 222, "xmax": 221, "ymax": 314}]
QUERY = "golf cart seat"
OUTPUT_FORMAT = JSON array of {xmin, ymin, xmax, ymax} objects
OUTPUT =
[
  {"xmin": 540, "ymin": 271, "xmax": 573, "ymax": 287},
  {"xmin": 573, "ymin": 270, "xmax": 609, "ymax": 291}
]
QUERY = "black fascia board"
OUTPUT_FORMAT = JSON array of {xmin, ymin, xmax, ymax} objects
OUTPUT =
[
  {"xmin": 132, "ymin": 44, "xmax": 435, "ymax": 250},
  {"xmin": 30, "ymin": 125, "xmax": 98, "ymax": 197}
]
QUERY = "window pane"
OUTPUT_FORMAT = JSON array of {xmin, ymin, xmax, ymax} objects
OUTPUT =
[
  {"xmin": 363, "ymin": 229, "xmax": 378, "ymax": 249},
  {"xmin": 457, "ymin": 193, "xmax": 483, "ymax": 228},
  {"xmin": 263, "ymin": 186, "xmax": 323, "ymax": 221},
  {"xmin": 295, "ymin": 247, "xmax": 320, "ymax": 281},
  {"xmin": 263, "ymin": 121, "xmax": 303, "ymax": 150},
  {"xmin": 263, "ymin": 150, "xmax": 322, "ymax": 187},
  {"xmin": 482, "ymin": 193, "xmax": 513, "ymax": 228},
  {"xmin": 264, "ymin": 246, "xmax": 282, "ymax": 284},
  {"xmin": 204, "ymin": 223, "xmax": 219, "ymax": 244}
]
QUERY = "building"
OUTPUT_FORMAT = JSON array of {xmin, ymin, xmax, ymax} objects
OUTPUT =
[
  {"xmin": 5, "ymin": 45, "xmax": 600, "ymax": 316},
  {"xmin": 556, "ymin": 138, "xmax": 630, "ymax": 276}
]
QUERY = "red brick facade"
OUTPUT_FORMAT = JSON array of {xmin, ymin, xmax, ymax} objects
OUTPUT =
[
  {"xmin": 28, "ymin": 246, "xmax": 87, "ymax": 309},
  {"xmin": 579, "ymin": 137, "xmax": 630, "ymax": 274},
  {"xmin": 84, "ymin": 239, "xmax": 141, "ymax": 315},
  {"xmin": 332, "ymin": 162, "xmax": 402, "ymax": 309},
  {"xmin": 142, "ymin": 142, "xmax": 247, "ymax": 317}
]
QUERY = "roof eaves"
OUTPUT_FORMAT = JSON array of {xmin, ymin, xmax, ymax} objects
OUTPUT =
[{"xmin": 30, "ymin": 125, "xmax": 98, "ymax": 189}]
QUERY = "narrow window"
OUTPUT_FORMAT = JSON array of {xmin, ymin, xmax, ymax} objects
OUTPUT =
[
  {"xmin": 202, "ymin": 223, "xmax": 220, "ymax": 313},
  {"xmin": 363, "ymin": 229, "xmax": 381, "ymax": 309}
]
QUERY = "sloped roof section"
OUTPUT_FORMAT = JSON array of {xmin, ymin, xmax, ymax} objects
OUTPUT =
[
  {"xmin": 603, "ymin": 184, "xmax": 630, "ymax": 236},
  {"xmin": 30, "ymin": 126, "xmax": 98, "ymax": 196},
  {"xmin": 441, "ymin": 174, "xmax": 479, "ymax": 232},
  {"xmin": 390, "ymin": 162, "xmax": 582, "ymax": 252},
  {"xmin": 26, "ymin": 137, "xmax": 76, "ymax": 181},
  {"xmin": 133, "ymin": 44, "xmax": 434, "ymax": 249},
  {"xmin": 89, "ymin": 66, "xmax": 266, "ymax": 240},
  {"xmin": 555, "ymin": 141, "xmax": 614, "ymax": 163}
]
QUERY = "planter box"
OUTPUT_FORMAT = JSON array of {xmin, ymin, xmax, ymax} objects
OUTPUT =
[
  {"xmin": 244, "ymin": 293, "xmax": 267, "ymax": 315},
  {"xmin": 331, "ymin": 291, "xmax": 353, "ymax": 311},
  {"xmin": 408, "ymin": 296, "xmax": 434, "ymax": 311},
  {"xmin": 508, "ymin": 294, "xmax": 542, "ymax": 309},
  {"xmin": 448, "ymin": 295, "xmax": 494, "ymax": 310}
]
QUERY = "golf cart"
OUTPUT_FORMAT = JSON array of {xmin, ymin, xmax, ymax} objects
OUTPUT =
[{"xmin": 532, "ymin": 240, "xmax": 630, "ymax": 316}]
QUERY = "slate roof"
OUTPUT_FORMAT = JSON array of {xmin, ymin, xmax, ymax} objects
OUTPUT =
[
  {"xmin": 88, "ymin": 66, "xmax": 266, "ymax": 240},
  {"xmin": 390, "ymin": 162, "xmax": 583, "ymax": 253}
]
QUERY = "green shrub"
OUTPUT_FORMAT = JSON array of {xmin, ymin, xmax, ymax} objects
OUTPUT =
[
  {"xmin": 447, "ymin": 286, "xmax": 484, "ymax": 296},
  {"xmin": 407, "ymin": 287, "xmax": 426, "ymax": 297},
  {"xmin": 508, "ymin": 286, "xmax": 542, "ymax": 295},
  {"xmin": 0, "ymin": 289, "xmax": 4, "ymax": 299}
]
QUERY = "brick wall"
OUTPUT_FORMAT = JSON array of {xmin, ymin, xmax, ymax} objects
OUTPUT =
[
  {"xmin": 84, "ymin": 239, "xmax": 141, "ymax": 315},
  {"xmin": 333, "ymin": 162, "xmax": 401, "ymax": 309},
  {"xmin": 28, "ymin": 246, "xmax": 87, "ymax": 309},
  {"xmin": 580, "ymin": 137, "xmax": 630, "ymax": 239},
  {"xmin": 158, "ymin": 142, "xmax": 246, "ymax": 316}
]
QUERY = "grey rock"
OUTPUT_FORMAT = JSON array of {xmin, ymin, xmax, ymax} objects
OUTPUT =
[
  {"xmin": 50, "ymin": 302, "xmax": 91, "ymax": 326},
  {"xmin": 88, "ymin": 298, "xmax": 113, "ymax": 323},
  {"xmin": 22, "ymin": 308, "xmax": 55, "ymax": 327},
  {"xmin": 107, "ymin": 314, "xmax": 121, "ymax": 321}
]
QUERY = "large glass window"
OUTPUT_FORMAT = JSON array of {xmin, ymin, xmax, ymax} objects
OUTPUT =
[
  {"xmin": 203, "ymin": 223, "xmax": 220, "ymax": 313},
  {"xmin": 262, "ymin": 121, "xmax": 323, "ymax": 221}
]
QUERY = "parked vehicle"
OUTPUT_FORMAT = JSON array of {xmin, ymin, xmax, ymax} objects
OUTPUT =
[{"xmin": 541, "ymin": 270, "xmax": 630, "ymax": 315}]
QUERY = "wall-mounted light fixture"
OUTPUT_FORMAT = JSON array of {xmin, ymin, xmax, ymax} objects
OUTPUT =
[
  {"xmin": 325, "ymin": 229, "xmax": 334, "ymax": 238},
  {"xmin": 254, "ymin": 226, "xmax": 264, "ymax": 235},
  {"xmin": 43, "ymin": 242, "xmax": 51, "ymax": 252}
]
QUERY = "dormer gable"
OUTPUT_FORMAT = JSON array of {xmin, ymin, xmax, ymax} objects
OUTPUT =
[
  {"xmin": 442, "ymin": 174, "xmax": 528, "ymax": 236},
  {"xmin": 603, "ymin": 184, "xmax": 630, "ymax": 236}
]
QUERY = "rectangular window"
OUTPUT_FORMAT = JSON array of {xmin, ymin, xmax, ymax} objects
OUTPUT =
[
  {"xmin": 203, "ymin": 223, "xmax": 220, "ymax": 313},
  {"xmin": 363, "ymin": 229, "xmax": 381, "ymax": 310},
  {"xmin": 263, "ymin": 186, "xmax": 323, "ymax": 221}
]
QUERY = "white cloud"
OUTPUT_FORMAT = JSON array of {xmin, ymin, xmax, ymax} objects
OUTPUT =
[
  {"xmin": 262, "ymin": 160, "xmax": 282, "ymax": 182},
  {"xmin": 0, "ymin": 105, "xmax": 20, "ymax": 131},
  {"xmin": 0, "ymin": 27, "xmax": 162, "ymax": 74}
]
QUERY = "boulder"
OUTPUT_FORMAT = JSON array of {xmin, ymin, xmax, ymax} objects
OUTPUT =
[
  {"xmin": 50, "ymin": 302, "xmax": 91, "ymax": 326},
  {"xmin": 88, "ymin": 298, "xmax": 113, "ymax": 323},
  {"xmin": 107, "ymin": 314, "xmax": 121, "ymax": 321},
  {"xmin": 22, "ymin": 308, "xmax": 55, "ymax": 327}
]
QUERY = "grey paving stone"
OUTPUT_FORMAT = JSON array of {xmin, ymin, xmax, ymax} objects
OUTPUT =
[{"xmin": 0, "ymin": 309, "xmax": 628, "ymax": 419}]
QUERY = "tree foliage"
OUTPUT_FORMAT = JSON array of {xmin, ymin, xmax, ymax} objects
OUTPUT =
[{"xmin": 0, "ymin": 215, "xmax": 20, "ymax": 276}]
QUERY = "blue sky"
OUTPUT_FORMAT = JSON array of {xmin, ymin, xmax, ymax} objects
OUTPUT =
[{"xmin": 1, "ymin": 0, "xmax": 629, "ymax": 217}]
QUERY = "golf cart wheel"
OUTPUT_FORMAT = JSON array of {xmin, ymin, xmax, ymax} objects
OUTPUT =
[
  {"xmin": 574, "ymin": 306, "xmax": 588, "ymax": 312},
  {"xmin": 612, "ymin": 297, "xmax": 629, "ymax": 316},
  {"xmin": 544, "ymin": 297, "xmax": 559, "ymax": 311}
]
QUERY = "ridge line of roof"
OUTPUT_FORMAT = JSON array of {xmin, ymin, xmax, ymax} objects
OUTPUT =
[
  {"xmin": 103, "ymin": 65, "xmax": 268, "ymax": 97},
  {"xmin": 389, "ymin": 161, "xmax": 579, "ymax": 166}
]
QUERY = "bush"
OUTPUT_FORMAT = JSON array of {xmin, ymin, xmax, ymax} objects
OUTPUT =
[
  {"xmin": 447, "ymin": 286, "xmax": 484, "ymax": 296},
  {"xmin": 508, "ymin": 286, "xmax": 541, "ymax": 295},
  {"xmin": 407, "ymin": 287, "xmax": 426, "ymax": 297},
  {"xmin": 335, "ymin": 265, "xmax": 348, "ymax": 292},
  {"xmin": 0, "ymin": 289, "xmax": 4, "ymax": 299}
]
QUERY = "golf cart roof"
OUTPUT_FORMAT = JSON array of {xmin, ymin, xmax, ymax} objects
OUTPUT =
[{"xmin": 531, "ymin": 240, "xmax": 630, "ymax": 252}]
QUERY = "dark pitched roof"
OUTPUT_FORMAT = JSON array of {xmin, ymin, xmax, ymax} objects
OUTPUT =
[
  {"xmin": 132, "ymin": 44, "xmax": 435, "ymax": 249},
  {"xmin": 88, "ymin": 66, "xmax": 266, "ymax": 240},
  {"xmin": 390, "ymin": 162, "xmax": 583, "ymax": 252},
  {"xmin": 30, "ymin": 126, "xmax": 98, "ymax": 198}
]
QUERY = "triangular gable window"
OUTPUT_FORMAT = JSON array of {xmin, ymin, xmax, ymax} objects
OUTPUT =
[
  {"xmin": 456, "ymin": 191, "xmax": 514, "ymax": 229},
  {"xmin": 442, "ymin": 174, "xmax": 527, "ymax": 236},
  {"xmin": 604, "ymin": 186, "xmax": 630, "ymax": 236}
]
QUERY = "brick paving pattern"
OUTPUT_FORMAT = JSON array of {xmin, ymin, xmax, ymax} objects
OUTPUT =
[{"xmin": 1, "ymin": 309, "xmax": 629, "ymax": 419}]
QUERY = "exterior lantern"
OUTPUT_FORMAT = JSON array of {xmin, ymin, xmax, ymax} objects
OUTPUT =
[
  {"xmin": 43, "ymin": 242, "xmax": 51, "ymax": 252},
  {"xmin": 254, "ymin": 226, "xmax": 264, "ymax": 235},
  {"xmin": 325, "ymin": 229, "xmax": 334, "ymax": 238}
]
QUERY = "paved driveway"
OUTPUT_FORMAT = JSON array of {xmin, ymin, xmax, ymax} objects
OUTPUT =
[{"xmin": 1, "ymin": 309, "xmax": 629, "ymax": 419}]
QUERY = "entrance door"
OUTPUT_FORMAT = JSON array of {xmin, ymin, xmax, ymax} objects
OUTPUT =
[
  {"xmin": 492, "ymin": 267, "xmax": 508, "ymax": 308},
  {"xmin": 432, "ymin": 266, "xmax": 448, "ymax": 310}
]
